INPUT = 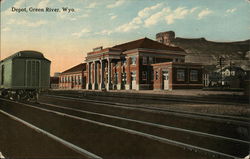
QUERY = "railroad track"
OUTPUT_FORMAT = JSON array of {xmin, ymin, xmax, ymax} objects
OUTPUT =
[
  {"xmin": 1, "ymin": 97, "xmax": 249, "ymax": 158},
  {"xmin": 45, "ymin": 94, "xmax": 250, "ymax": 125},
  {"xmin": 0, "ymin": 108, "xmax": 101, "ymax": 159},
  {"xmin": 48, "ymin": 90, "xmax": 248, "ymax": 105}
]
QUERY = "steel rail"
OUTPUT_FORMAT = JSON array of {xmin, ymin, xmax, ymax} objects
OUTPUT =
[
  {"xmin": 0, "ymin": 99, "xmax": 242, "ymax": 159},
  {"xmin": 0, "ymin": 109, "xmax": 103, "ymax": 159},
  {"xmin": 53, "ymin": 91, "xmax": 248, "ymax": 105},
  {"xmin": 39, "ymin": 101, "xmax": 250, "ymax": 145},
  {"xmin": 44, "ymin": 94, "xmax": 250, "ymax": 125}
]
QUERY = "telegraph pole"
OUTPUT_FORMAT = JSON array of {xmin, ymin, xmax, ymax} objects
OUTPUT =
[{"xmin": 218, "ymin": 57, "xmax": 224, "ymax": 89}]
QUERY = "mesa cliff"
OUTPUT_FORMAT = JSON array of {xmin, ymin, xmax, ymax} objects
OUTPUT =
[{"xmin": 156, "ymin": 31, "xmax": 250, "ymax": 70}]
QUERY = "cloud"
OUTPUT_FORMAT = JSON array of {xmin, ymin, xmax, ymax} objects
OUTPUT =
[
  {"xmin": 165, "ymin": 7, "xmax": 191, "ymax": 24},
  {"xmin": 138, "ymin": 3, "xmax": 162, "ymax": 18},
  {"xmin": 144, "ymin": 6, "xmax": 197, "ymax": 26},
  {"xmin": 116, "ymin": 17, "xmax": 142, "ymax": 32},
  {"xmin": 145, "ymin": 8, "xmax": 170, "ymax": 27},
  {"xmin": 72, "ymin": 28, "xmax": 91, "ymax": 38},
  {"xmin": 226, "ymin": 8, "xmax": 237, "ymax": 13},
  {"xmin": 96, "ymin": 29, "xmax": 113, "ymax": 35},
  {"xmin": 190, "ymin": 7, "xmax": 198, "ymax": 13},
  {"xmin": 8, "ymin": 19, "xmax": 47, "ymax": 27},
  {"xmin": 198, "ymin": 8, "xmax": 213, "ymax": 19},
  {"xmin": 86, "ymin": 2, "xmax": 97, "ymax": 8},
  {"xmin": 111, "ymin": 15, "xmax": 117, "ymax": 20},
  {"xmin": 107, "ymin": 0, "xmax": 125, "ymax": 8},
  {"xmin": 95, "ymin": 4, "xmax": 208, "ymax": 34}
]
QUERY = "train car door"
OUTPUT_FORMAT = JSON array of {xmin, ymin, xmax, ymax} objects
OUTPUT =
[
  {"xmin": 26, "ymin": 60, "xmax": 41, "ymax": 87},
  {"xmin": 163, "ymin": 70, "xmax": 169, "ymax": 90}
]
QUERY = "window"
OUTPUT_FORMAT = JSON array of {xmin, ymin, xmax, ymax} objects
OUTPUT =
[
  {"xmin": 149, "ymin": 57, "xmax": 153, "ymax": 64},
  {"xmin": 122, "ymin": 72, "xmax": 126, "ymax": 84},
  {"xmin": 177, "ymin": 69, "xmax": 185, "ymax": 81},
  {"xmin": 122, "ymin": 59, "xmax": 126, "ymax": 66},
  {"xmin": 231, "ymin": 71, "xmax": 235, "ymax": 76},
  {"xmin": 74, "ymin": 76, "xmax": 76, "ymax": 84},
  {"xmin": 155, "ymin": 71, "xmax": 159, "ymax": 80},
  {"xmin": 114, "ymin": 73, "xmax": 118, "ymax": 84},
  {"xmin": 131, "ymin": 71, "xmax": 136, "ymax": 81},
  {"xmin": 143, "ymin": 57, "xmax": 147, "ymax": 65},
  {"xmin": 190, "ymin": 70, "xmax": 198, "ymax": 81},
  {"xmin": 131, "ymin": 56, "xmax": 136, "ymax": 65},
  {"xmin": 151, "ymin": 71, "xmax": 154, "ymax": 81},
  {"xmin": 79, "ymin": 76, "xmax": 82, "ymax": 84},
  {"xmin": 142, "ymin": 71, "xmax": 147, "ymax": 80}
]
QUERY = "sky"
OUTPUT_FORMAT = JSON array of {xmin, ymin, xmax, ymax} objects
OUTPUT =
[{"xmin": 1, "ymin": 0, "xmax": 250, "ymax": 75}]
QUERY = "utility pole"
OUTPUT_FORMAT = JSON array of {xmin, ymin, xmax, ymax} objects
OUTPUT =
[{"xmin": 218, "ymin": 57, "xmax": 224, "ymax": 89}]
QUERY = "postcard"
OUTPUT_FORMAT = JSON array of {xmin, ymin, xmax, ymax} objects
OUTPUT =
[{"xmin": 0, "ymin": 0, "xmax": 249, "ymax": 159}]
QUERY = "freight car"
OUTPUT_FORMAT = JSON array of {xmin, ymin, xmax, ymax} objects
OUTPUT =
[{"xmin": 0, "ymin": 50, "xmax": 51, "ymax": 101}]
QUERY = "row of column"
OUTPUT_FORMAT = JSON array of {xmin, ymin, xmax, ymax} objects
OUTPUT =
[
  {"xmin": 86, "ymin": 56, "xmax": 139, "ymax": 90},
  {"xmin": 86, "ymin": 59, "xmax": 112, "ymax": 90}
]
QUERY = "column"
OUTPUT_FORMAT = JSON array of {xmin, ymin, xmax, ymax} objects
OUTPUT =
[
  {"xmin": 106, "ymin": 58, "xmax": 112, "ymax": 90},
  {"xmin": 125, "ymin": 57, "xmax": 131, "ymax": 90},
  {"xmin": 92, "ymin": 61, "xmax": 97, "ymax": 90},
  {"xmin": 97, "ymin": 62, "xmax": 100, "ymax": 89},
  {"xmin": 169, "ymin": 67, "xmax": 173, "ymax": 90},
  {"xmin": 111, "ymin": 62, "xmax": 115, "ymax": 89},
  {"xmin": 99, "ymin": 60, "xmax": 104, "ymax": 90},
  {"xmin": 117, "ymin": 61, "xmax": 122, "ymax": 90},
  {"xmin": 136, "ymin": 55, "xmax": 140, "ymax": 90},
  {"xmin": 86, "ymin": 62, "xmax": 91, "ymax": 90}
]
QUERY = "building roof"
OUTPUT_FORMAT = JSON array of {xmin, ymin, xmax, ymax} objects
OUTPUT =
[
  {"xmin": 112, "ymin": 37, "xmax": 184, "ymax": 52},
  {"xmin": 1, "ymin": 50, "xmax": 50, "ymax": 62},
  {"xmin": 62, "ymin": 63, "xmax": 86, "ymax": 74}
]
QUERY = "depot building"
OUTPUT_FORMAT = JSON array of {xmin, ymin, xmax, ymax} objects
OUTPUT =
[{"xmin": 84, "ymin": 37, "xmax": 203, "ymax": 91}]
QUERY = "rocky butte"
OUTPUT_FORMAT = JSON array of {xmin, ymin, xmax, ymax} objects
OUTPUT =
[{"xmin": 156, "ymin": 31, "xmax": 250, "ymax": 71}]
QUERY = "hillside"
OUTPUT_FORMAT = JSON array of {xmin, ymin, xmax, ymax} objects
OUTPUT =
[{"xmin": 171, "ymin": 37, "xmax": 250, "ymax": 70}]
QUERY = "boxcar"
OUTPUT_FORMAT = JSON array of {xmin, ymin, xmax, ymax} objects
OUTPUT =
[{"xmin": 0, "ymin": 50, "xmax": 51, "ymax": 101}]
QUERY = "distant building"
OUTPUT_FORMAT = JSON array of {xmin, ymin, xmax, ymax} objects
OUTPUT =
[
  {"xmin": 221, "ymin": 66, "xmax": 246, "ymax": 88},
  {"xmin": 53, "ymin": 72, "xmax": 61, "ymax": 77},
  {"xmin": 203, "ymin": 65, "xmax": 247, "ymax": 88},
  {"xmin": 50, "ymin": 77, "xmax": 59, "ymax": 89},
  {"xmin": 85, "ymin": 37, "xmax": 203, "ymax": 90},
  {"xmin": 59, "ymin": 63, "xmax": 87, "ymax": 89}
]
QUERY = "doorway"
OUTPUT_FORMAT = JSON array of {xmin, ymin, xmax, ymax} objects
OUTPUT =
[{"xmin": 162, "ymin": 70, "xmax": 169, "ymax": 90}]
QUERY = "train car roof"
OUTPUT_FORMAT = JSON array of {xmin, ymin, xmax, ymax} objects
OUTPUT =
[{"xmin": 1, "ymin": 50, "xmax": 50, "ymax": 62}]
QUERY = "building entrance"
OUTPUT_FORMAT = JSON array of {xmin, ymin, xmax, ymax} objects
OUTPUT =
[
  {"xmin": 131, "ymin": 72, "xmax": 136, "ymax": 90},
  {"xmin": 163, "ymin": 70, "xmax": 169, "ymax": 90}
]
